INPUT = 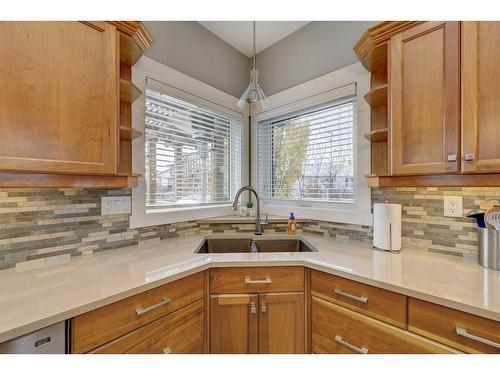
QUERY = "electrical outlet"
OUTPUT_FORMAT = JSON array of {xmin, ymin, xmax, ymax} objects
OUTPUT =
[
  {"xmin": 101, "ymin": 196, "xmax": 131, "ymax": 215},
  {"xmin": 444, "ymin": 196, "xmax": 463, "ymax": 218},
  {"xmin": 101, "ymin": 197, "xmax": 113, "ymax": 215}
]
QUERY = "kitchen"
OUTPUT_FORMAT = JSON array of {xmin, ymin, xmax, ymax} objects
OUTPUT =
[{"xmin": 0, "ymin": 0, "xmax": 499, "ymax": 373}]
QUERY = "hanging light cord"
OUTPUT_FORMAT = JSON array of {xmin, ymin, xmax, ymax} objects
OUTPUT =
[{"xmin": 253, "ymin": 21, "xmax": 256, "ymax": 70}]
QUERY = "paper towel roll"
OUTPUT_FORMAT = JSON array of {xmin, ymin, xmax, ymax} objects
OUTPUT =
[{"xmin": 373, "ymin": 203, "xmax": 402, "ymax": 251}]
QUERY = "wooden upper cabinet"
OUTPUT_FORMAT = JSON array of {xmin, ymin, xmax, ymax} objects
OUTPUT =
[
  {"xmin": 462, "ymin": 22, "xmax": 500, "ymax": 173},
  {"xmin": 390, "ymin": 21, "xmax": 460, "ymax": 175},
  {"xmin": 0, "ymin": 21, "xmax": 118, "ymax": 175}
]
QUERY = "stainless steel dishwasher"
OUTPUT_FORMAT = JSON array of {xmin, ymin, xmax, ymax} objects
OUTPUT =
[{"xmin": 0, "ymin": 321, "xmax": 68, "ymax": 354}]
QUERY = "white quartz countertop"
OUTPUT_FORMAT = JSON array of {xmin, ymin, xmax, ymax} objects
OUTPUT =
[{"xmin": 0, "ymin": 232, "xmax": 499, "ymax": 343}]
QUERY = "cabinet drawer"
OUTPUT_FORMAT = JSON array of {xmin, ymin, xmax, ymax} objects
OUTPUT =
[
  {"xmin": 92, "ymin": 300, "xmax": 205, "ymax": 354},
  {"xmin": 210, "ymin": 267, "xmax": 304, "ymax": 293},
  {"xmin": 311, "ymin": 297, "xmax": 457, "ymax": 354},
  {"xmin": 72, "ymin": 271, "xmax": 205, "ymax": 353},
  {"xmin": 408, "ymin": 298, "xmax": 500, "ymax": 353},
  {"xmin": 311, "ymin": 270, "xmax": 406, "ymax": 328}
]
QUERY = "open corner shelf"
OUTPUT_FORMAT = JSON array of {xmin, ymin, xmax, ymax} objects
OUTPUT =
[
  {"xmin": 364, "ymin": 84, "xmax": 388, "ymax": 107},
  {"xmin": 363, "ymin": 128, "xmax": 388, "ymax": 143},
  {"xmin": 120, "ymin": 126, "xmax": 143, "ymax": 141},
  {"xmin": 120, "ymin": 79, "xmax": 142, "ymax": 103}
]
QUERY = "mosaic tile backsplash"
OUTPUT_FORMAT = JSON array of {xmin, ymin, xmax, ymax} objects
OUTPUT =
[
  {"xmin": 373, "ymin": 187, "xmax": 500, "ymax": 258},
  {"xmin": 0, "ymin": 186, "xmax": 496, "ymax": 269}
]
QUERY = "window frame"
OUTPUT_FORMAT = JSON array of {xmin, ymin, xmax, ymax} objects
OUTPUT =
[
  {"xmin": 144, "ymin": 84, "xmax": 243, "ymax": 211},
  {"xmin": 130, "ymin": 57, "xmax": 249, "ymax": 228},
  {"xmin": 251, "ymin": 63, "xmax": 372, "ymax": 226},
  {"xmin": 258, "ymin": 95, "xmax": 357, "ymax": 206}
]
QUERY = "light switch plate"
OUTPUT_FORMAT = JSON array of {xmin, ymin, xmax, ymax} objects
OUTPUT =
[
  {"xmin": 444, "ymin": 196, "xmax": 463, "ymax": 218},
  {"xmin": 101, "ymin": 196, "xmax": 131, "ymax": 215}
]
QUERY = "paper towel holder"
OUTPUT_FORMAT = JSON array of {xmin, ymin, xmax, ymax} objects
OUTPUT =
[
  {"xmin": 373, "ymin": 222, "xmax": 402, "ymax": 254},
  {"xmin": 373, "ymin": 202, "xmax": 402, "ymax": 254}
]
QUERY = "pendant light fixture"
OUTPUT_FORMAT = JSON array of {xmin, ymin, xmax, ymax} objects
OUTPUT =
[{"xmin": 237, "ymin": 21, "xmax": 269, "ymax": 110}]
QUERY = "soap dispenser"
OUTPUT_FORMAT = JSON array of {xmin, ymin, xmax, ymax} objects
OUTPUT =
[{"xmin": 287, "ymin": 212, "xmax": 297, "ymax": 235}]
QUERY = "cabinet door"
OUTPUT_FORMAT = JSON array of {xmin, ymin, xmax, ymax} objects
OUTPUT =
[
  {"xmin": 91, "ymin": 300, "xmax": 205, "ymax": 354},
  {"xmin": 209, "ymin": 294, "xmax": 258, "ymax": 354},
  {"xmin": 0, "ymin": 22, "xmax": 118, "ymax": 175},
  {"xmin": 258, "ymin": 292, "xmax": 305, "ymax": 354},
  {"xmin": 390, "ymin": 21, "xmax": 460, "ymax": 175},
  {"xmin": 462, "ymin": 22, "xmax": 500, "ymax": 173}
]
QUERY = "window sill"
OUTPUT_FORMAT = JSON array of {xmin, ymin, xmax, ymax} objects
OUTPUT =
[
  {"xmin": 146, "ymin": 203, "xmax": 232, "ymax": 215},
  {"xmin": 130, "ymin": 203, "xmax": 235, "ymax": 228},
  {"xmin": 262, "ymin": 202, "xmax": 372, "ymax": 227}
]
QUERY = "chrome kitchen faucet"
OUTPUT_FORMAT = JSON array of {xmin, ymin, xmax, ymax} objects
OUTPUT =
[{"xmin": 232, "ymin": 186, "xmax": 263, "ymax": 235}]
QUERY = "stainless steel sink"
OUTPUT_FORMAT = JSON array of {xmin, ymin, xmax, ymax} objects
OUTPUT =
[{"xmin": 195, "ymin": 237, "xmax": 316, "ymax": 253}]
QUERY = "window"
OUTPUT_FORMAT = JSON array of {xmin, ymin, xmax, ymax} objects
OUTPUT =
[
  {"xmin": 258, "ymin": 97, "xmax": 356, "ymax": 204},
  {"xmin": 145, "ymin": 88, "xmax": 242, "ymax": 210}
]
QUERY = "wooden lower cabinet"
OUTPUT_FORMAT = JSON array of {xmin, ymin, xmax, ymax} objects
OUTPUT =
[
  {"xmin": 311, "ymin": 270, "xmax": 407, "ymax": 328},
  {"xmin": 259, "ymin": 293, "xmax": 305, "ymax": 354},
  {"xmin": 210, "ymin": 292, "xmax": 305, "ymax": 354},
  {"xmin": 92, "ymin": 300, "xmax": 204, "ymax": 354},
  {"xmin": 72, "ymin": 272, "xmax": 205, "ymax": 353},
  {"xmin": 210, "ymin": 294, "xmax": 259, "ymax": 354},
  {"xmin": 311, "ymin": 297, "xmax": 458, "ymax": 354},
  {"xmin": 408, "ymin": 298, "xmax": 500, "ymax": 353}
]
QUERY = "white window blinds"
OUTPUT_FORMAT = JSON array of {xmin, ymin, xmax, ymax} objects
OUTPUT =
[
  {"xmin": 258, "ymin": 96, "xmax": 356, "ymax": 204},
  {"xmin": 145, "ymin": 86, "xmax": 242, "ymax": 210}
]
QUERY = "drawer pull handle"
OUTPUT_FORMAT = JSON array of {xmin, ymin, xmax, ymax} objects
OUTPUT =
[
  {"xmin": 334, "ymin": 335, "xmax": 368, "ymax": 354},
  {"xmin": 163, "ymin": 347, "xmax": 172, "ymax": 354},
  {"xmin": 245, "ymin": 276, "xmax": 272, "ymax": 284},
  {"xmin": 135, "ymin": 297, "xmax": 172, "ymax": 316},
  {"xmin": 34, "ymin": 336, "xmax": 51, "ymax": 348},
  {"xmin": 261, "ymin": 303, "xmax": 267, "ymax": 313},
  {"xmin": 456, "ymin": 326, "xmax": 500, "ymax": 349},
  {"xmin": 334, "ymin": 288, "xmax": 368, "ymax": 303}
]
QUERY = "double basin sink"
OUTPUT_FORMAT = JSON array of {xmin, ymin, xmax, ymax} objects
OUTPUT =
[{"xmin": 196, "ymin": 237, "xmax": 317, "ymax": 254}]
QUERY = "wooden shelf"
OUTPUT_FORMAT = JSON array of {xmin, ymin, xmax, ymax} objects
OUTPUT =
[
  {"xmin": 364, "ymin": 128, "xmax": 388, "ymax": 143},
  {"xmin": 0, "ymin": 172, "xmax": 138, "ymax": 188},
  {"xmin": 367, "ymin": 174, "xmax": 500, "ymax": 188},
  {"xmin": 120, "ymin": 126, "xmax": 143, "ymax": 141},
  {"xmin": 364, "ymin": 85, "xmax": 387, "ymax": 107},
  {"xmin": 369, "ymin": 44, "xmax": 388, "ymax": 73},
  {"xmin": 120, "ymin": 79, "xmax": 142, "ymax": 103}
]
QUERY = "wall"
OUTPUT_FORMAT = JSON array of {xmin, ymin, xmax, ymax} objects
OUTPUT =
[
  {"xmin": 143, "ymin": 21, "xmax": 250, "ymax": 97},
  {"xmin": 254, "ymin": 21, "xmax": 378, "ymax": 95},
  {"xmin": 142, "ymin": 21, "xmax": 378, "ymax": 97}
]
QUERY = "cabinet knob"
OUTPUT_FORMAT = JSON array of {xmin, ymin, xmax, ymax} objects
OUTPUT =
[
  {"xmin": 464, "ymin": 153, "xmax": 475, "ymax": 161},
  {"xmin": 447, "ymin": 154, "xmax": 457, "ymax": 162},
  {"xmin": 250, "ymin": 302, "xmax": 257, "ymax": 314},
  {"xmin": 261, "ymin": 303, "xmax": 267, "ymax": 313}
]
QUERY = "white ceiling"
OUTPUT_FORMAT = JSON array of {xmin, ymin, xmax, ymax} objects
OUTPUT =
[{"xmin": 198, "ymin": 21, "xmax": 310, "ymax": 57}]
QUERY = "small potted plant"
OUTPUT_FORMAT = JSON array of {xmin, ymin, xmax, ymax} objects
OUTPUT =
[{"xmin": 246, "ymin": 200, "xmax": 255, "ymax": 217}]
